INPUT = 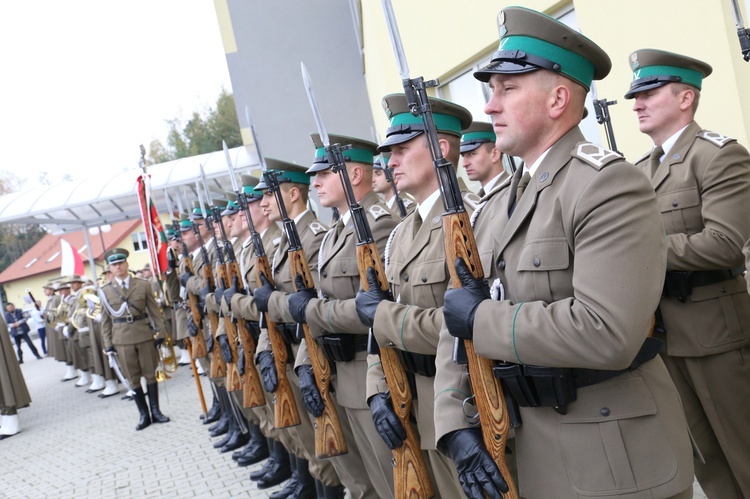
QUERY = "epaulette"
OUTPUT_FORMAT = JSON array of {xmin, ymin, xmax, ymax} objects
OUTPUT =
[
  {"xmin": 697, "ymin": 130, "xmax": 736, "ymax": 148},
  {"xmin": 402, "ymin": 198, "xmax": 414, "ymax": 207},
  {"xmin": 634, "ymin": 151, "xmax": 650, "ymax": 166},
  {"xmin": 368, "ymin": 204, "xmax": 390, "ymax": 220},
  {"xmin": 309, "ymin": 221, "xmax": 328, "ymax": 236},
  {"xmin": 463, "ymin": 191, "xmax": 481, "ymax": 211},
  {"xmin": 572, "ymin": 143, "xmax": 623, "ymax": 171}
]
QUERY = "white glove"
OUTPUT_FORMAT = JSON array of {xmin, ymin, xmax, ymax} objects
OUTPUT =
[{"xmin": 62, "ymin": 325, "xmax": 70, "ymax": 338}]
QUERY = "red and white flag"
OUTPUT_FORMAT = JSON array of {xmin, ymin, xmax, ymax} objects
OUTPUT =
[
  {"xmin": 60, "ymin": 238, "xmax": 84, "ymax": 276},
  {"xmin": 136, "ymin": 174, "xmax": 168, "ymax": 275}
]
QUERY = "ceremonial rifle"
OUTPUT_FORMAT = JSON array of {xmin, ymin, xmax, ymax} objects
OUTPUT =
[
  {"xmin": 245, "ymin": 108, "xmax": 301, "ymax": 429},
  {"xmin": 194, "ymin": 180, "xmax": 227, "ymax": 379},
  {"xmin": 199, "ymin": 167, "xmax": 239, "ymax": 389},
  {"xmin": 301, "ymin": 62, "xmax": 433, "ymax": 497},
  {"xmin": 381, "ymin": 1, "xmax": 517, "ymax": 496},
  {"xmin": 222, "ymin": 141, "xmax": 266, "ymax": 409},
  {"xmin": 730, "ymin": 0, "xmax": 750, "ymax": 61},
  {"xmin": 263, "ymin": 168, "xmax": 347, "ymax": 458},
  {"xmin": 590, "ymin": 82, "xmax": 622, "ymax": 156}
]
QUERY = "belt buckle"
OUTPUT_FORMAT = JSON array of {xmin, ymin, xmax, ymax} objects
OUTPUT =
[{"xmin": 126, "ymin": 315, "xmax": 134, "ymax": 324}]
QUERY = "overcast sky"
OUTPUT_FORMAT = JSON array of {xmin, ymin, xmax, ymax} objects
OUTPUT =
[{"xmin": 0, "ymin": 1, "xmax": 232, "ymax": 190}]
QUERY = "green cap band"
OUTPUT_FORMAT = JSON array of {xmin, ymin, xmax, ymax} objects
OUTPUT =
[
  {"xmin": 106, "ymin": 253, "xmax": 128, "ymax": 264},
  {"xmin": 632, "ymin": 65, "xmax": 703, "ymax": 90},
  {"xmin": 390, "ymin": 111, "xmax": 463, "ymax": 136},
  {"xmin": 499, "ymin": 35, "xmax": 595, "ymax": 88},
  {"xmin": 275, "ymin": 171, "xmax": 310, "ymax": 185},
  {"xmin": 191, "ymin": 207, "xmax": 203, "ymax": 218},
  {"xmin": 315, "ymin": 146, "xmax": 374, "ymax": 165},
  {"xmin": 461, "ymin": 131, "xmax": 496, "ymax": 143},
  {"xmin": 242, "ymin": 185, "xmax": 263, "ymax": 197}
]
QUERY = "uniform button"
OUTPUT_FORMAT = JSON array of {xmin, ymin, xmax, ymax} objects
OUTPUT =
[
  {"xmin": 322, "ymin": 271, "xmax": 327, "ymax": 278},
  {"xmin": 672, "ymin": 200, "xmax": 678, "ymax": 207},
  {"xmin": 498, "ymin": 260, "xmax": 506, "ymax": 270},
  {"xmin": 600, "ymin": 407, "xmax": 610, "ymax": 417},
  {"xmin": 342, "ymin": 268, "xmax": 346, "ymax": 274},
  {"xmin": 421, "ymin": 276, "xmax": 427, "ymax": 283},
  {"xmin": 403, "ymin": 274, "xmax": 409, "ymax": 282},
  {"xmin": 533, "ymin": 258, "xmax": 541, "ymax": 267}
]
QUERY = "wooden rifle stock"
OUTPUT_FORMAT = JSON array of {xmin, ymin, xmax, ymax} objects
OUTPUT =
[
  {"xmin": 184, "ymin": 257, "xmax": 208, "ymax": 358},
  {"xmin": 204, "ymin": 264, "xmax": 226, "ymax": 380},
  {"xmin": 357, "ymin": 243, "xmax": 434, "ymax": 498},
  {"xmin": 444, "ymin": 211, "xmax": 517, "ymax": 499},
  {"xmin": 256, "ymin": 256, "xmax": 301, "ymax": 428},
  {"xmin": 216, "ymin": 261, "xmax": 241, "ymax": 392},
  {"xmin": 226, "ymin": 259, "xmax": 265, "ymax": 408},
  {"xmin": 288, "ymin": 249, "xmax": 348, "ymax": 459}
]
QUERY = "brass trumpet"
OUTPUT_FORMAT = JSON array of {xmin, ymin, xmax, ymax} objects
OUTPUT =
[{"xmin": 156, "ymin": 336, "xmax": 178, "ymax": 382}]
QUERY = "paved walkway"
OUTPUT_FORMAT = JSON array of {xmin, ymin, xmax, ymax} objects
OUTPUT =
[
  {"xmin": 2, "ymin": 351, "xmax": 285, "ymax": 498},
  {"xmin": 2, "ymin": 343, "xmax": 709, "ymax": 498}
]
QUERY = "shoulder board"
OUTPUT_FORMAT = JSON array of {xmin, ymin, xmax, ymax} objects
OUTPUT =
[
  {"xmin": 402, "ymin": 197, "xmax": 414, "ymax": 207},
  {"xmin": 462, "ymin": 191, "xmax": 481, "ymax": 211},
  {"xmin": 697, "ymin": 130, "xmax": 736, "ymax": 148},
  {"xmin": 368, "ymin": 204, "xmax": 390, "ymax": 220},
  {"xmin": 572, "ymin": 143, "xmax": 623, "ymax": 170},
  {"xmin": 272, "ymin": 237, "xmax": 282, "ymax": 247},
  {"xmin": 309, "ymin": 221, "xmax": 328, "ymax": 236}
]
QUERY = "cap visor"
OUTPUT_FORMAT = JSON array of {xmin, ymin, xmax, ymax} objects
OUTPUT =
[
  {"xmin": 474, "ymin": 60, "xmax": 541, "ymax": 82},
  {"xmin": 377, "ymin": 130, "xmax": 424, "ymax": 152},
  {"xmin": 624, "ymin": 81, "xmax": 669, "ymax": 99},
  {"xmin": 305, "ymin": 163, "xmax": 331, "ymax": 175},
  {"xmin": 460, "ymin": 142, "xmax": 486, "ymax": 154}
]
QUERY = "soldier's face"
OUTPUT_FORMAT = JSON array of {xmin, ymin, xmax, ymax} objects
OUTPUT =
[
  {"xmin": 461, "ymin": 144, "xmax": 500, "ymax": 184},
  {"xmin": 387, "ymin": 135, "xmax": 434, "ymax": 198},
  {"xmin": 182, "ymin": 229, "xmax": 197, "ymax": 251},
  {"xmin": 110, "ymin": 261, "xmax": 129, "ymax": 279},
  {"xmin": 485, "ymin": 72, "xmax": 550, "ymax": 160},
  {"xmin": 229, "ymin": 212, "xmax": 244, "ymax": 238},
  {"xmin": 631, "ymin": 84, "xmax": 687, "ymax": 141},
  {"xmin": 261, "ymin": 191, "xmax": 280, "ymax": 222},
  {"xmin": 311, "ymin": 169, "xmax": 344, "ymax": 208},
  {"xmin": 371, "ymin": 168, "xmax": 390, "ymax": 194},
  {"xmin": 248, "ymin": 200, "xmax": 266, "ymax": 229}
]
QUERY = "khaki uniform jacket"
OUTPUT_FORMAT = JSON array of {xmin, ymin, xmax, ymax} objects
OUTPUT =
[
  {"xmin": 230, "ymin": 224, "xmax": 283, "ymax": 322},
  {"xmin": 100, "ymin": 278, "xmax": 166, "ymax": 348},
  {"xmin": 256, "ymin": 211, "xmax": 327, "ymax": 356},
  {"xmin": 186, "ymin": 238, "xmax": 217, "ymax": 297},
  {"xmin": 365, "ymin": 180, "xmax": 479, "ymax": 450},
  {"xmin": 164, "ymin": 265, "xmax": 181, "ymax": 305},
  {"xmin": 435, "ymin": 127, "xmax": 694, "ymax": 498},
  {"xmin": 297, "ymin": 191, "xmax": 398, "ymax": 409},
  {"xmin": 1, "ymin": 320, "xmax": 31, "ymax": 410},
  {"xmin": 635, "ymin": 121, "xmax": 750, "ymax": 356}
]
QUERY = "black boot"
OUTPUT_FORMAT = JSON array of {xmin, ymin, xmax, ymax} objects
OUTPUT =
[
  {"xmin": 220, "ymin": 413, "xmax": 249, "ymax": 453},
  {"xmin": 133, "ymin": 387, "xmax": 151, "ymax": 431},
  {"xmin": 256, "ymin": 440, "xmax": 292, "ymax": 489},
  {"xmin": 288, "ymin": 458, "xmax": 316, "ymax": 499},
  {"xmin": 202, "ymin": 390, "xmax": 221, "ymax": 424},
  {"xmin": 249, "ymin": 449, "xmax": 276, "ymax": 481},
  {"xmin": 233, "ymin": 423, "xmax": 263, "ymax": 459},
  {"xmin": 321, "ymin": 484, "xmax": 345, "ymax": 499},
  {"xmin": 213, "ymin": 408, "xmax": 237, "ymax": 449},
  {"xmin": 147, "ymin": 383, "xmax": 170, "ymax": 423},
  {"xmin": 209, "ymin": 387, "xmax": 230, "ymax": 436},
  {"xmin": 236, "ymin": 429, "xmax": 270, "ymax": 466},
  {"xmin": 270, "ymin": 454, "xmax": 299, "ymax": 499}
]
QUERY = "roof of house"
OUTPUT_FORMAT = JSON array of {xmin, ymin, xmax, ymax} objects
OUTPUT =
[{"xmin": 0, "ymin": 219, "xmax": 140, "ymax": 284}]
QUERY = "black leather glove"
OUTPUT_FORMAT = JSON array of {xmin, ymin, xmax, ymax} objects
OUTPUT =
[
  {"xmin": 444, "ymin": 258, "xmax": 491, "ymax": 340},
  {"xmin": 253, "ymin": 271, "xmax": 275, "ymax": 313},
  {"xmin": 105, "ymin": 345, "xmax": 116, "ymax": 354},
  {"xmin": 198, "ymin": 284, "xmax": 210, "ymax": 312},
  {"xmin": 206, "ymin": 333, "xmax": 214, "ymax": 353},
  {"xmin": 257, "ymin": 350, "xmax": 277, "ymax": 393},
  {"xmin": 218, "ymin": 334, "xmax": 233, "ymax": 363},
  {"xmin": 288, "ymin": 275, "xmax": 317, "ymax": 324},
  {"xmin": 154, "ymin": 337, "xmax": 165, "ymax": 349},
  {"xmin": 187, "ymin": 315, "xmax": 200, "ymax": 337},
  {"xmin": 443, "ymin": 428, "xmax": 508, "ymax": 499},
  {"xmin": 368, "ymin": 392, "xmax": 406, "ymax": 450},
  {"xmin": 223, "ymin": 276, "xmax": 242, "ymax": 312},
  {"xmin": 167, "ymin": 249, "xmax": 178, "ymax": 271},
  {"xmin": 180, "ymin": 269, "xmax": 193, "ymax": 288},
  {"xmin": 295, "ymin": 365, "xmax": 324, "ymax": 417},
  {"xmin": 355, "ymin": 267, "xmax": 393, "ymax": 328},
  {"xmin": 237, "ymin": 344, "xmax": 246, "ymax": 376},
  {"xmin": 214, "ymin": 281, "xmax": 226, "ymax": 309}
]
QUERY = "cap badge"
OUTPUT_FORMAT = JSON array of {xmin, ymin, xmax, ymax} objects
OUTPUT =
[
  {"xmin": 382, "ymin": 99, "xmax": 392, "ymax": 118},
  {"xmin": 630, "ymin": 53, "xmax": 639, "ymax": 70},
  {"xmin": 497, "ymin": 11, "xmax": 507, "ymax": 37}
]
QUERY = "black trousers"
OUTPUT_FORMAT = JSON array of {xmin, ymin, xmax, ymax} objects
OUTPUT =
[{"xmin": 13, "ymin": 332, "xmax": 41, "ymax": 361}]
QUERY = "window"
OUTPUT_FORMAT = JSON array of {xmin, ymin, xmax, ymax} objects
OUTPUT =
[
  {"xmin": 24, "ymin": 257, "xmax": 39, "ymax": 269},
  {"xmin": 77, "ymin": 245, "xmax": 87, "ymax": 254},
  {"xmin": 131, "ymin": 232, "xmax": 149, "ymax": 252},
  {"xmin": 46, "ymin": 251, "xmax": 61, "ymax": 263}
]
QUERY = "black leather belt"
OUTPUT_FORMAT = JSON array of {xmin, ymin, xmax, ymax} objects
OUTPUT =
[
  {"xmin": 277, "ymin": 323, "xmax": 301, "ymax": 345},
  {"xmin": 663, "ymin": 268, "xmax": 744, "ymax": 301},
  {"xmin": 317, "ymin": 334, "xmax": 368, "ymax": 363},
  {"xmin": 573, "ymin": 336, "xmax": 662, "ymax": 388},
  {"xmin": 399, "ymin": 351, "xmax": 437, "ymax": 378},
  {"xmin": 113, "ymin": 314, "xmax": 147, "ymax": 324}
]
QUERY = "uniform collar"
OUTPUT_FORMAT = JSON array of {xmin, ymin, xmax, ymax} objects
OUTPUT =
[
  {"xmin": 417, "ymin": 189, "xmax": 441, "ymax": 221},
  {"xmin": 657, "ymin": 123, "xmax": 690, "ymax": 162}
]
